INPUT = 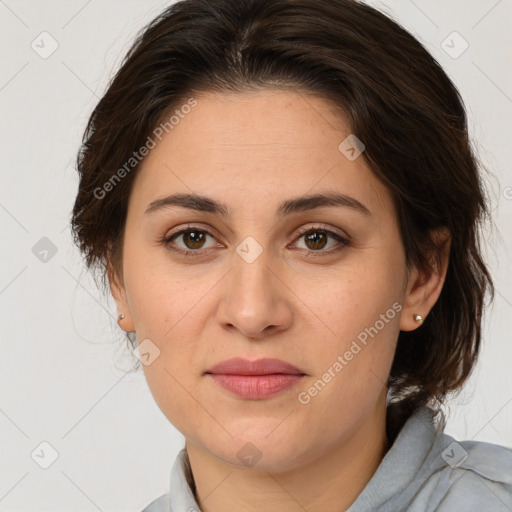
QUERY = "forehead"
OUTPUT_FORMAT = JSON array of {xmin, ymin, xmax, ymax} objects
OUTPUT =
[
  {"xmin": 165, "ymin": 89, "xmax": 347, "ymax": 154},
  {"xmin": 129, "ymin": 89, "xmax": 393, "ymax": 218}
]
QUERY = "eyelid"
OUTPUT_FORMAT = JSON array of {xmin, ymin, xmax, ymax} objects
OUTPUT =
[
  {"xmin": 163, "ymin": 222, "xmax": 222, "ymax": 241},
  {"xmin": 292, "ymin": 223, "xmax": 349, "ymax": 242}
]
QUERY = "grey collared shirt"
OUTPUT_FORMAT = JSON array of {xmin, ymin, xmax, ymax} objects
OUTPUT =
[{"xmin": 141, "ymin": 406, "xmax": 512, "ymax": 511}]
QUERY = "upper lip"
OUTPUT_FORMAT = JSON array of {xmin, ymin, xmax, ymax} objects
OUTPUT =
[{"xmin": 205, "ymin": 357, "xmax": 305, "ymax": 376}]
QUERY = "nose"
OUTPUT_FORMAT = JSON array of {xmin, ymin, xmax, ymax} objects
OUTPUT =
[{"xmin": 216, "ymin": 251, "xmax": 293, "ymax": 341}]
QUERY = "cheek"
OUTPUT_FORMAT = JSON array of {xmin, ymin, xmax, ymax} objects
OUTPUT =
[
  {"xmin": 295, "ymin": 296, "xmax": 400, "ymax": 442},
  {"xmin": 292, "ymin": 253, "xmax": 404, "ymax": 409},
  {"xmin": 298, "ymin": 252, "xmax": 405, "ymax": 345},
  {"xmin": 123, "ymin": 243, "xmax": 210, "ymax": 340},
  {"xmin": 141, "ymin": 360, "xmax": 215, "ymax": 442},
  {"xmin": 123, "ymin": 248, "xmax": 222, "ymax": 430}
]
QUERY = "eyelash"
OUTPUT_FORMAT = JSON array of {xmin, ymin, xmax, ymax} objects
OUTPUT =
[{"xmin": 159, "ymin": 224, "xmax": 351, "ymax": 258}]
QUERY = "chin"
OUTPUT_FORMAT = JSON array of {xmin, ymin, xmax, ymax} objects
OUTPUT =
[{"xmin": 200, "ymin": 420, "xmax": 312, "ymax": 473}]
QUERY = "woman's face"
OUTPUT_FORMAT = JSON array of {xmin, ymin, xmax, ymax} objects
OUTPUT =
[{"xmin": 112, "ymin": 89, "xmax": 421, "ymax": 471}]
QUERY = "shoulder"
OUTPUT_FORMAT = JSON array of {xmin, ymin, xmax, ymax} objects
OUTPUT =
[
  {"xmin": 378, "ymin": 406, "xmax": 512, "ymax": 511},
  {"xmin": 139, "ymin": 493, "xmax": 170, "ymax": 512},
  {"xmin": 427, "ymin": 435, "xmax": 512, "ymax": 511}
]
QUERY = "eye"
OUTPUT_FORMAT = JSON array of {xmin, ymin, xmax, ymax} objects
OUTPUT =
[
  {"xmin": 162, "ymin": 226, "xmax": 220, "ymax": 256},
  {"xmin": 291, "ymin": 224, "xmax": 350, "ymax": 255}
]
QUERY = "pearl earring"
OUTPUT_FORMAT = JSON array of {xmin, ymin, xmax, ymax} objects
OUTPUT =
[
  {"xmin": 118, "ymin": 314, "xmax": 126, "ymax": 323},
  {"xmin": 414, "ymin": 314, "xmax": 423, "ymax": 325}
]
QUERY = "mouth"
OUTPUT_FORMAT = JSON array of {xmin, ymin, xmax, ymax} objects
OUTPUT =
[
  {"xmin": 205, "ymin": 357, "xmax": 306, "ymax": 400},
  {"xmin": 205, "ymin": 357, "xmax": 305, "ymax": 376}
]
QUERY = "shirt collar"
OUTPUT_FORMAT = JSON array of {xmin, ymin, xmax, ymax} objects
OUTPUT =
[
  {"xmin": 169, "ymin": 448, "xmax": 201, "ymax": 512},
  {"xmin": 347, "ymin": 405, "xmax": 445, "ymax": 511}
]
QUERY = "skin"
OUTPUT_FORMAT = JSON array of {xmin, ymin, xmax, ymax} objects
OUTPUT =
[{"xmin": 109, "ymin": 89, "xmax": 450, "ymax": 512}]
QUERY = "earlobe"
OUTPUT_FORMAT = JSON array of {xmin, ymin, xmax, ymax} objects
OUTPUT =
[{"xmin": 399, "ymin": 227, "xmax": 451, "ymax": 332}]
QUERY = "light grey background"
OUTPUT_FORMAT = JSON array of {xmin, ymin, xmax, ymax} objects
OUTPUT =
[{"xmin": 1, "ymin": 1, "xmax": 511, "ymax": 510}]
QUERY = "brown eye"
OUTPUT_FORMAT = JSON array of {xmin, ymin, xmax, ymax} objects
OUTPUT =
[
  {"xmin": 180, "ymin": 230, "xmax": 207, "ymax": 249},
  {"xmin": 303, "ymin": 230, "xmax": 328, "ymax": 250},
  {"xmin": 164, "ymin": 228, "xmax": 219, "ymax": 254},
  {"xmin": 294, "ymin": 227, "xmax": 350, "ymax": 254}
]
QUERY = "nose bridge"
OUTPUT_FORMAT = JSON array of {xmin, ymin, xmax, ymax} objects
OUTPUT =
[
  {"xmin": 232, "ymin": 243, "xmax": 274, "ymax": 314},
  {"xmin": 218, "ymin": 239, "xmax": 291, "ymax": 338}
]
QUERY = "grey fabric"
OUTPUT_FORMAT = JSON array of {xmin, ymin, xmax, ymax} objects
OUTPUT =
[{"xmin": 140, "ymin": 406, "xmax": 512, "ymax": 511}]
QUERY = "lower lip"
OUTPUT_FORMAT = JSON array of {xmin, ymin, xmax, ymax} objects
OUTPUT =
[{"xmin": 208, "ymin": 374, "xmax": 304, "ymax": 400}]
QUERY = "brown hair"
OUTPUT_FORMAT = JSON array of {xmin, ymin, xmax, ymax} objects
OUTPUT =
[{"xmin": 70, "ymin": 0, "xmax": 494, "ymax": 423}]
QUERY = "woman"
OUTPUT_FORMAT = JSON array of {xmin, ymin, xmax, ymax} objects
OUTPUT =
[{"xmin": 71, "ymin": 0, "xmax": 512, "ymax": 510}]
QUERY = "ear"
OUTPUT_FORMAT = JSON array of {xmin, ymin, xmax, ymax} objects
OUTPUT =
[
  {"xmin": 107, "ymin": 256, "xmax": 135, "ymax": 332},
  {"xmin": 400, "ymin": 227, "xmax": 451, "ymax": 331}
]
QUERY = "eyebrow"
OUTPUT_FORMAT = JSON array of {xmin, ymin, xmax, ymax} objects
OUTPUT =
[{"xmin": 144, "ymin": 192, "xmax": 371, "ymax": 217}]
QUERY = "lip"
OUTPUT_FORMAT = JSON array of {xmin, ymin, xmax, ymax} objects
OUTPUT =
[
  {"xmin": 205, "ymin": 357, "xmax": 306, "ymax": 400},
  {"xmin": 206, "ymin": 357, "xmax": 305, "ymax": 376}
]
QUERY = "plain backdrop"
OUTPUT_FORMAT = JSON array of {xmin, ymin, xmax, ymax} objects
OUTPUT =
[{"xmin": 1, "ymin": 0, "xmax": 511, "ymax": 510}]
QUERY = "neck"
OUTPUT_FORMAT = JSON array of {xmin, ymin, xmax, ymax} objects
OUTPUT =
[{"xmin": 185, "ymin": 399, "xmax": 389, "ymax": 512}]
